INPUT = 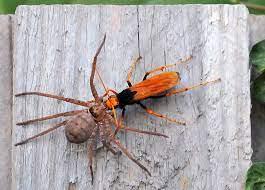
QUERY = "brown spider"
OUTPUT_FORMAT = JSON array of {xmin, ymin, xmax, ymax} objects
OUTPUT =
[{"xmin": 14, "ymin": 34, "xmax": 168, "ymax": 183}]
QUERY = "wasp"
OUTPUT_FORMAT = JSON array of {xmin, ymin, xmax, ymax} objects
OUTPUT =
[{"xmin": 98, "ymin": 55, "xmax": 220, "ymax": 135}]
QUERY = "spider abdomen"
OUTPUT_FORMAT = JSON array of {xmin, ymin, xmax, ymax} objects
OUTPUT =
[{"xmin": 65, "ymin": 112, "xmax": 97, "ymax": 144}]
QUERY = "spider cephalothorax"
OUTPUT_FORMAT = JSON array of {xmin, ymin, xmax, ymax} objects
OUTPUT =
[{"xmin": 89, "ymin": 103, "xmax": 106, "ymax": 119}]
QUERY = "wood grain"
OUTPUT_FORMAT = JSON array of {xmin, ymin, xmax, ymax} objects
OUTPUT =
[
  {"xmin": 0, "ymin": 15, "xmax": 12, "ymax": 190},
  {"xmin": 13, "ymin": 5, "xmax": 251, "ymax": 190}
]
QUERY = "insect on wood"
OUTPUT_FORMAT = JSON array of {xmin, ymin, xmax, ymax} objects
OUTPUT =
[
  {"xmin": 100, "ymin": 55, "xmax": 221, "ymax": 135},
  {"xmin": 14, "ymin": 34, "xmax": 169, "ymax": 183}
]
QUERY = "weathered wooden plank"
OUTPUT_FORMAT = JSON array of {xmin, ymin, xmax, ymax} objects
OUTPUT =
[
  {"xmin": 13, "ymin": 5, "xmax": 251, "ymax": 190},
  {"xmin": 0, "ymin": 15, "xmax": 12, "ymax": 190}
]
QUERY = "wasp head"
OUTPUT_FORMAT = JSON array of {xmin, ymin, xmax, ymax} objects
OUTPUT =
[{"xmin": 105, "ymin": 95, "xmax": 119, "ymax": 109}]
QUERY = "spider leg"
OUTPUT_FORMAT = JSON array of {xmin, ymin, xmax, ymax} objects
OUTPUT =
[
  {"xmin": 164, "ymin": 78, "xmax": 221, "ymax": 97},
  {"xmin": 121, "ymin": 126, "xmax": 168, "ymax": 138},
  {"xmin": 102, "ymin": 141, "xmax": 121, "ymax": 155},
  {"xmin": 15, "ymin": 92, "xmax": 91, "ymax": 107},
  {"xmin": 111, "ymin": 138, "xmax": 151, "ymax": 176},
  {"xmin": 142, "ymin": 56, "xmax": 192, "ymax": 80},
  {"xmin": 17, "ymin": 109, "xmax": 87, "ymax": 126},
  {"xmin": 90, "ymin": 34, "xmax": 106, "ymax": 102},
  {"xmin": 138, "ymin": 102, "xmax": 186, "ymax": 125},
  {"xmin": 113, "ymin": 111, "xmax": 168, "ymax": 138},
  {"xmin": 14, "ymin": 120, "xmax": 67, "ymax": 146},
  {"xmin": 88, "ymin": 141, "xmax": 94, "ymax": 184}
]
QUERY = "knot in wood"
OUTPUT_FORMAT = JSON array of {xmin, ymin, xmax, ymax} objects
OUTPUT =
[{"xmin": 65, "ymin": 112, "xmax": 97, "ymax": 144}]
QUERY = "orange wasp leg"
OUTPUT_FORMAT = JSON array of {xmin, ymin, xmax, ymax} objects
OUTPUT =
[
  {"xmin": 143, "ymin": 56, "xmax": 192, "ymax": 80},
  {"xmin": 102, "ymin": 89, "xmax": 118, "ymax": 98},
  {"xmin": 95, "ymin": 68, "xmax": 118, "ymax": 98},
  {"xmin": 94, "ymin": 64, "xmax": 121, "ymax": 134},
  {"xmin": 165, "ymin": 78, "xmax": 221, "ymax": 97},
  {"xmin": 138, "ymin": 102, "xmax": 186, "ymax": 125},
  {"xmin": 113, "ymin": 108, "xmax": 126, "ymax": 136},
  {"xmin": 127, "ymin": 56, "xmax": 142, "ymax": 86}
]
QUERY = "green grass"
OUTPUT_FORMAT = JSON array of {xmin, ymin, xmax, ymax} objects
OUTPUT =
[{"xmin": 0, "ymin": 0, "xmax": 239, "ymax": 14}]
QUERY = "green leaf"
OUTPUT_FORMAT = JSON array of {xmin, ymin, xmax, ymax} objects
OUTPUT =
[
  {"xmin": 250, "ymin": 40, "xmax": 265, "ymax": 78},
  {"xmin": 0, "ymin": 0, "xmax": 238, "ymax": 14},
  {"xmin": 241, "ymin": 0, "xmax": 265, "ymax": 15},
  {"xmin": 252, "ymin": 73, "xmax": 265, "ymax": 103},
  {"xmin": 246, "ymin": 162, "xmax": 265, "ymax": 190}
]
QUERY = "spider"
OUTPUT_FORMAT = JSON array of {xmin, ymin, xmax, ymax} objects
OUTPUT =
[{"xmin": 14, "ymin": 34, "xmax": 168, "ymax": 183}]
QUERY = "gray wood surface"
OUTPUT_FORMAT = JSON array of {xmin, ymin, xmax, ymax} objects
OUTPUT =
[
  {"xmin": 0, "ymin": 15, "xmax": 12, "ymax": 190},
  {"xmin": 13, "ymin": 5, "xmax": 252, "ymax": 190}
]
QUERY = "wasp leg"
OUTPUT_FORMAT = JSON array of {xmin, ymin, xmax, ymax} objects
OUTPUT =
[
  {"xmin": 113, "ymin": 108, "xmax": 126, "ymax": 136},
  {"xmin": 119, "ymin": 108, "xmax": 126, "ymax": 125},
  {"xmin": 138, "ymin": 102, "xmax": 186, "ymax": 125},
  {"xmin": 142, "ymin": 56, "xmax": 192, "ymax": 80},
  {"xmin": 15, "ymin": 92, "xmax": 91, "ymax": 107},
  {"xmin": 127, "ymin": 56, "xmax": 142, "ymax": 87},
  {"xmin": 111, "ymin": 138, "xmax": 151, "ymax": 176},
  {"xmin": 14, "ymin": 120, "xmax": 68, "ymax": 146},
  {"xmin": 102, "ymin": 89, "xmax": 118, "ymax": 98},
  {"xmin": 165, "ymin": 78, "xmax": 221, "ymax": 97},
  {"xmin": 17, "ymin": 109, "xmax": 87, "ymax": 126}
]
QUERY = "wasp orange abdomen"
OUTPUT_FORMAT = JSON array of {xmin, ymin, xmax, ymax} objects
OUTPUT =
[{"xmin": 117, "ymin": 72, "xmax": 181, "ymax": 107}]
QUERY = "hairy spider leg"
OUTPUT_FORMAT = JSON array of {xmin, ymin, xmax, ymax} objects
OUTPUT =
[
  {"xmin": 111, "ymin": 138, "xmax": 151, "ymax": 176},
  {"xmin": 15, "ymin": 92, "xmax": 92, "ymax": 107},
  {"xmin": 17, "ymin": 109, "xmax": 87, "ymax": 126},
  {"xmin": 14, "ymin": 120, "xmax": 68, "ymax": 146},
  {"xmin": 90, "ymin": 34, "xmax": 106, "ymax": 102},
  {"xmin": 88, "ymin": 141, "xmax": 95, "ymax": 184},
  {"xmin": 121, "ymin": 125, "xmax": 168, "ymax": 138}
]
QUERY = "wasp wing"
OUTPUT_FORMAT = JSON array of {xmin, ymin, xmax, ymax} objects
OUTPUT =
[{"xmin": 130, "ymin": 72, "xmax": 180, "ymax": 101}]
